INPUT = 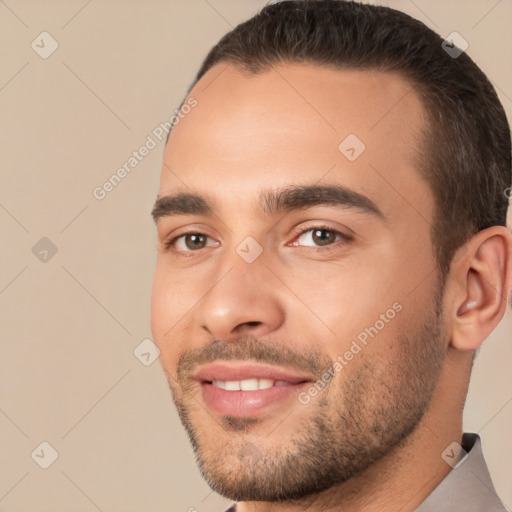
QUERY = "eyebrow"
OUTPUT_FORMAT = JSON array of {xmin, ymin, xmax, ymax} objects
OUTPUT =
[{"xmin": 151, "ymin": 184, "xmax": 385, "ymax": 223}]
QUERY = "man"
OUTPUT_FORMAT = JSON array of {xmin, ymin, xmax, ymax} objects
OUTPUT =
[{"xmin": 150, "ymin": 1, "xmax": 512, "ymax": 510}]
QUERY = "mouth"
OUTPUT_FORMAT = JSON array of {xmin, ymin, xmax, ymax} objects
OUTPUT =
[
  {"xmin": 194, "ymin": 362, "xmax": 314, "ymax": 417},
  {"xmin": 210, "ymin": 378, "xmax": 294, "ymax": 390}
]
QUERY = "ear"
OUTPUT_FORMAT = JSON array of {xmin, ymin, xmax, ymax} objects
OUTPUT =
[{"xmin": 449, "ymin": 226, "xmax": 512, "ymax": 351}]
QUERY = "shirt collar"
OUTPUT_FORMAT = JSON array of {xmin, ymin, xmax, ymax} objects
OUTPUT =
[{"xmin": 416, "ymin": 432, "xmax": 508, "ymax": 511}]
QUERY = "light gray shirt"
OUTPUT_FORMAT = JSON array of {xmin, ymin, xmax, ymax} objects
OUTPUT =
[
  {"xmin": 224, "ymin": 433, "xmax": 509, "ymax": 511},
  {"xmin": 417, "ymin": 432, "xmax": 509, "ymax": 511}
]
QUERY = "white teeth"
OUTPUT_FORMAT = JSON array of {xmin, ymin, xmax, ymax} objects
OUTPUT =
[
  {"xmin": 258, "ymin": 378, "xmax": 274, "ymax": 390},
  {"xmin": 225, "ymin": 381, "xmax": 241, "ymax": 391},
  {"xmin": 240, "ymin": 378, "xmax": 259, "ymax": 391},
  {"xmin": 211, "ymin": 378, "xmax": 287, "ymax": 390}
]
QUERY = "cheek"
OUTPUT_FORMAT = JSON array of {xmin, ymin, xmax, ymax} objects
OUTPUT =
[
  {"xmin": 150, "ymin": 264, "xmax": 169, "ymax": 340},
  {"xmin": 289, "ymin": 259, "xmax": 396, "ymax": 335},
  {"xmin": 286, "ymin": 252, "xmax": 418, "ymax": 366},
  {"xmin": 150, "ymin": 262, "xmax": 196, "ymax": 360}
]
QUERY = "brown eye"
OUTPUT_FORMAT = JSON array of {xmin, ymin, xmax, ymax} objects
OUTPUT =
[
  {"xmin": 166, "ymin": 232, "xmax": 218, "ymax": 252},
  {"xmin": 311, "ymin": 229, "xmax": 337, "ymax": 246},
  {"xmin": 183, "ymin": 234, "xmax": 207, "ymax": 250},
  {"xmin": 293, "ymin": 226, "xmax": 346, "ymax": 248}
]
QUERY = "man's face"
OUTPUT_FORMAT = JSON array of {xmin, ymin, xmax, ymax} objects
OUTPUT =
[{"xmin": 151, "ymin": 63, "xmax": 448, "ymax": 501}]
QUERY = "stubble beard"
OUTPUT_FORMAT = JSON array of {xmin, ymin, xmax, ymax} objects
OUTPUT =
[{"xmin": 169, "ymin": 291, "xmax": 445, "ymax": 502}]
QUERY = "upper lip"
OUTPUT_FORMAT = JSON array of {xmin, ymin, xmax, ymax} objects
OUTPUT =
[{"xmin": 194, "ymin": 362, "xmax": 315, "ymax": 384}]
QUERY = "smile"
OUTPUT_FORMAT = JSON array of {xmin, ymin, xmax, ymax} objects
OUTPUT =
[{"xmin": 194, "ymin": 362, "xmax": 314, "ymax": 417}]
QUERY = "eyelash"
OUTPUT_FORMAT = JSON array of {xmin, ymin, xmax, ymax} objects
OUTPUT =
[{"xmin": 163, "ymin": 225, "xmax": 351, "ymax": 254}]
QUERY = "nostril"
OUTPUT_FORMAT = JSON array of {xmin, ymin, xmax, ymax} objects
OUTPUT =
[
  {"xmin": 234, "ymin": 321, "xmax": 262, "ymax": 333},
  {"xmin": 232, "ymin": 320, "xmax": 264, "ymax": 337}
]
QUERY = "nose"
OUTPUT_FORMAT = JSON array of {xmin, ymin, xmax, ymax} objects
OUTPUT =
[{"xmin": 196, "ymin": 253, "xmax": 285, "ymax": 341}]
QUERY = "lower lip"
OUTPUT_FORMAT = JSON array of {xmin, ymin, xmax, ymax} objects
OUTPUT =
[{"xmin": 200, "ymin": 382, "xmax": 310, "ymax": 417}]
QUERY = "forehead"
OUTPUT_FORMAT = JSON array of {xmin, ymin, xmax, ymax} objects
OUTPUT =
[{"xmin": 160, "ymin": 63, "xmax": 432, "ymax": 225}]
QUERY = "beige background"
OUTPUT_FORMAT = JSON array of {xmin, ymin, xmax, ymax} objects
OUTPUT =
[{"xmin": 0, "ymin": 1, "xmax": 511, "ymax": 511}]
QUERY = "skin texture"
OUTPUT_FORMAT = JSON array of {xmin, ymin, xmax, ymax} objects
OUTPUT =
[{"xmin": 151, "ymin": 63, "xmax": 512, "ymax": 511}]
